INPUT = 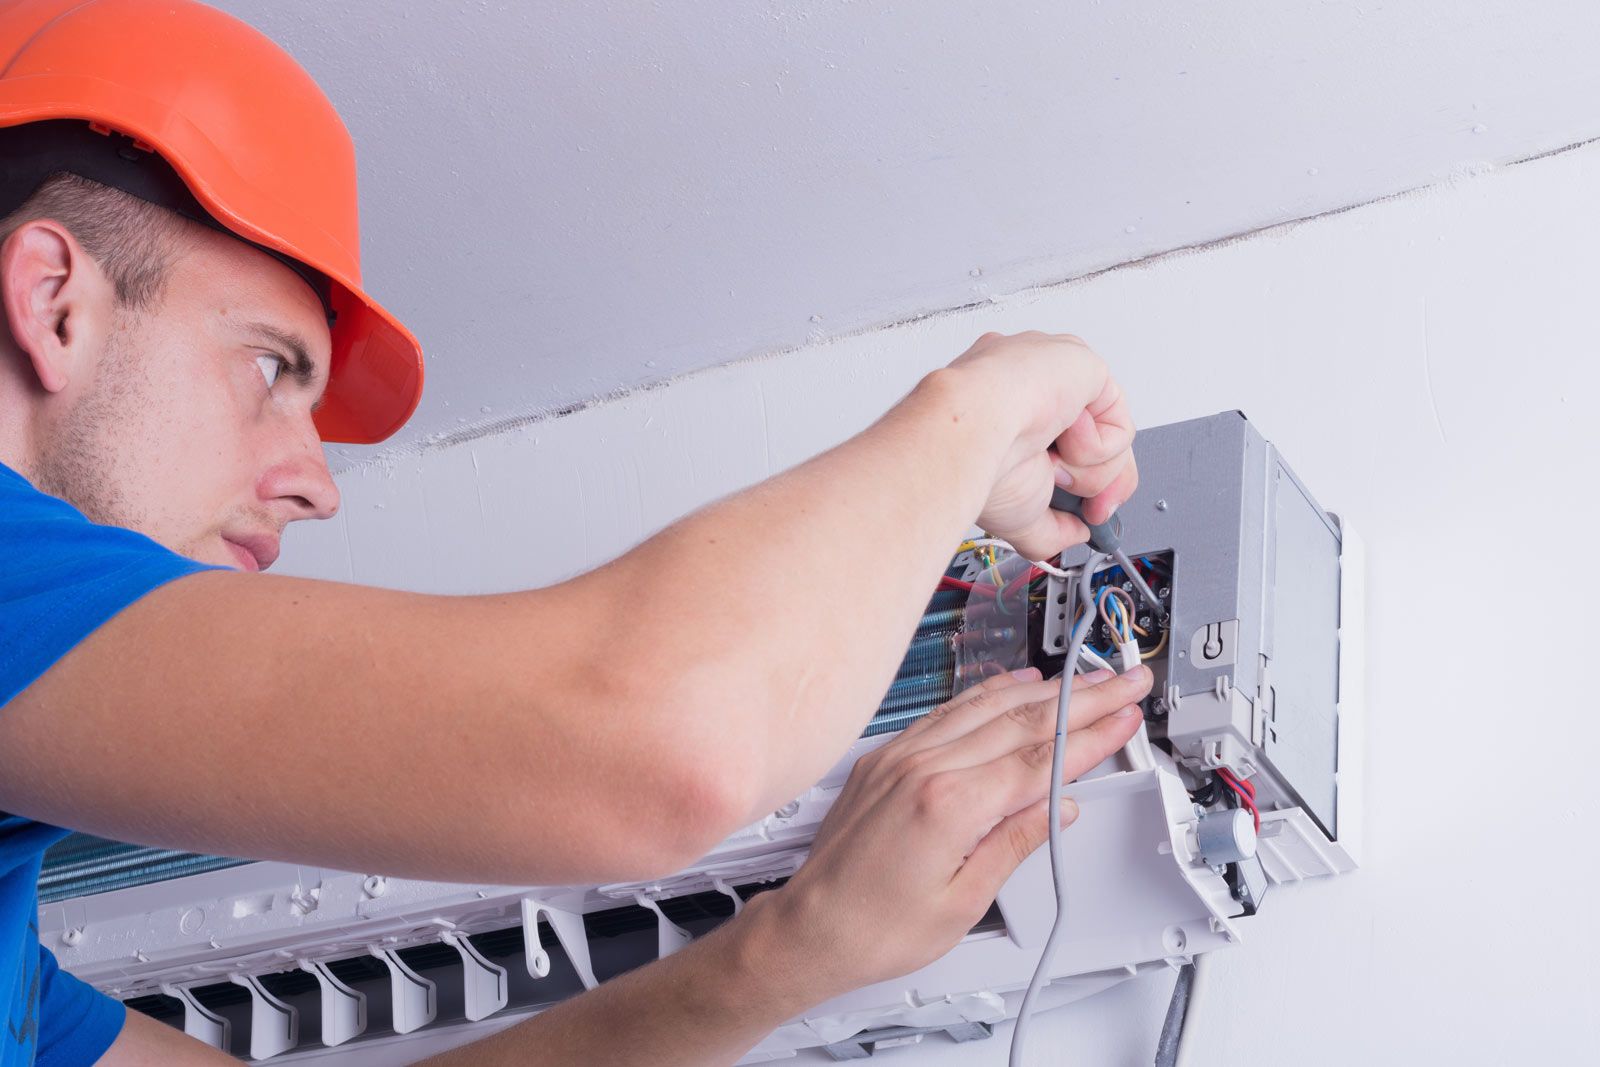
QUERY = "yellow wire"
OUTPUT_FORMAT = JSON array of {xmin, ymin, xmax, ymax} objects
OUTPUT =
[
  {"xmin": 1104, "ymin": 586, "xmax": 1141, "ymax": 643},
  {"xmin": 1113, "ymin": 588, "xmax": 1152, "ymax": 639},
  {"xmin": 1072, "ymin": 601, "xmax": 1093, "ymax": 637},
  {"xmin": 1097, "ymin": 586, "xmax": 1120, "ymax": 638}
]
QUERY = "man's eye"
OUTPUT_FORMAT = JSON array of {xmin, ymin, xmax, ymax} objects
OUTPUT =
[{"xmin": 255, "ymin": 354, "xmax": 285, "ymax": 389}]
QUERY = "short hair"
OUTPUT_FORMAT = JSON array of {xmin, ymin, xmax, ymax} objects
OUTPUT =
[{"xmin": 0, "ymin": 172, "xmax": 186, "ymax": 311}]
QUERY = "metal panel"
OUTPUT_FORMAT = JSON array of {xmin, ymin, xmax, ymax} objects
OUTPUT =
[
  {"xmin": 1259, "ymin": 462, "xmax": 1342, "ymax": 835},
  {"xmin": 1052, "ymin": 411, "xmax": 1345, "ymax": 841}
]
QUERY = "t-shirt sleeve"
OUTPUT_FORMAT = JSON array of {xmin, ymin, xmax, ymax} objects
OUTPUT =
[
  {"xmin": 0, "ymin": 466, "xmax": 225, "ymax": 709},
  {"xmin": 33, "ymin": 947, "xmax": 125, "ymax": 1066}
]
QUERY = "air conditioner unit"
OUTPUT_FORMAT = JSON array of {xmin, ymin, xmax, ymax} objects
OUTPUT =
[{"xmin": 38, "ymin": 411, "xmax": 1362, "ymax": 1063}]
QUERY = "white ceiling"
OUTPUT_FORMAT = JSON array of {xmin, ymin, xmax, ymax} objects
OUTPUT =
[{"xmin": 214, "ymin": 0, "xmax": 1600, "ymax": 466}]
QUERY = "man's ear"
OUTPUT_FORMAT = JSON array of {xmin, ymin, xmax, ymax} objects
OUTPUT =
[{"xmin": 0, "ymin": 220, "xmax": 111, "ymax": 395}]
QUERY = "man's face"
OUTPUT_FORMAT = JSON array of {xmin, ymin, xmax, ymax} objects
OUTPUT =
[{"xmin": 35, "ymin": 225, "xmax": 340, "ymax": 570}]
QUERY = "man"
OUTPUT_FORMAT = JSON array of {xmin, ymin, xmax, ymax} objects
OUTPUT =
[{"xmin": 0, "ymin": 1, "xmax": 1150, "ymax": 1064}]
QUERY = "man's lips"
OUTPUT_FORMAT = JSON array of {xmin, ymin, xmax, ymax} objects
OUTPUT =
[{"xmin": 222, "ymin": 533, "xmax": 279, "ymax": 572}]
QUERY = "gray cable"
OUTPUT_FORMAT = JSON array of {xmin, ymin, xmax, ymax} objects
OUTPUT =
[
  {"xmin": 1153, "ymin": 962, "xmax": 1195, "ymax": 1067},
  {"xmin": 1153, "ymin": 954, "xmax": 1208, "ymax": 1067},
  {"xmin": 1173, "ymin": 953, "xmax": 1207, "ymax": 1067},
  {"xmin": 1008, "ymin": 549, "xmax": 1106, "ymax": 1067},
  {"xmin": 1112, "ymin": 547, "xmax": 1166, "ymax": 620}
]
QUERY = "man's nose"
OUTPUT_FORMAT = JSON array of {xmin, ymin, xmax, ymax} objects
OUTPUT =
[{"xmin": 261, "ymin": 425, "xmax": 341, "ymax": 521}]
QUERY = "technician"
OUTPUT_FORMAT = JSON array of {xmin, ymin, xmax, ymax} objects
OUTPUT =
[{"xmin": 0, "ymin": 2, "xmax": 1150, "ymax": 1064}]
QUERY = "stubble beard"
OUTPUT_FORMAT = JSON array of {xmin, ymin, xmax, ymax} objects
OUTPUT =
[{"xmin": 32, "ymin": 319, "xmax": 158, "ymax": 543}]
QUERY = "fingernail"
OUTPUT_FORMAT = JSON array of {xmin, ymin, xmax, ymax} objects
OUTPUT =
[
  {"xmin": 1011, "ymin": 667, "xmax": 1040, "ymax": 679},
  {"xmin": 1053, "ymin": 466, "xmax": 1074, "ymax": 490},
  {"xmin": 1060, "ymin": 798, "xmax": 1080, "ymax": 825},
  {"xmin": 1115, "ymin": 704, "xmax": 1141, "ymax": 717},
  {"xmin": 1126, "ymin": 665, "xmax": 1150, "ymax": 680},
  {"xmin": 1081, "ymin": 668, "xmax": 1114, "ymax": 683}
]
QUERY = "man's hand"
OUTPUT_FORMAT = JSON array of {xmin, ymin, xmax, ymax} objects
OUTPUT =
[
  {"xmin": 2, "ymin": 323, "xmax": 1140, "ymax": 893},
  {"xmin": 760, "ymin": 663, "xmax": 1153, "ymax": 999},
  {"xmin": 933, "ymin": 331, "xmax": 1138, "ymax": 560}
]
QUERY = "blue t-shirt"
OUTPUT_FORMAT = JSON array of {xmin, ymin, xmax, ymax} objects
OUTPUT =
[{"xmin": 1, "ymin": 461, "xmax": 222, "ymax": 1065}]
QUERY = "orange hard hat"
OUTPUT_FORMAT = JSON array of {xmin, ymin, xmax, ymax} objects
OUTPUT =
[{"xmin": 0, "ymin": 0, "xmax": 423, "ymax": 444}]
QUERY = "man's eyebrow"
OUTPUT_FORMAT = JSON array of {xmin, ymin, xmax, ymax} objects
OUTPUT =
[{"xmin": 243, "ymin": 320, "xmax": 328, "ymax": 411}]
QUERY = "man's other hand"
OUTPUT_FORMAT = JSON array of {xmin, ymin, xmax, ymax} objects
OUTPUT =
[
  {"xmin": 760, "ymin": 664, "xmax": 1153, "ymax": 999},
  {"xmin": 927, "ymin": 331, "xmax": 1138, "ymax": 561}
]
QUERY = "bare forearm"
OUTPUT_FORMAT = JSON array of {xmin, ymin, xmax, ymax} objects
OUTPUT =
[
  {"xmin": 1, "ymin": 338, "xmax": 1118, "ymax": 889},
  {"xmin": 421, "ymin": 894, "xmax": 820, "ymax": 1067},
  {"xmin": 586, "ymin": 370, "xmax": 1011, "ymax": 817}
]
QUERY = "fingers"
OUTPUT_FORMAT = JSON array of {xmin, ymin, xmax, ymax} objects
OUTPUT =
[
  {"xmin": 950, "ymin": 796, "xmax": 1060, "ymax": 902},
  {"xmin": 837, "ymin": 668, "xmax": 1144, "ymax": 847},
  {"xmin": 1055, "ymin": 393, "xmax": 1133, "ymax": 471},
  {"xmin": 975, "ymin": 450, "xmax": 1090, "ymax": 561},
  {"xmin": 928, "ymin": 696, "xmax": 1143, "ymax": 853},
  {"xmin": 1079, "ymin": 454, "xmax": 1139, "ymax": 526},
  {"xmin": 893, "ymin": 667, "xmax": 1040, "ymax": 745},
  {"xmin": 990, "ymin": 504, "xmax": 1088, "ymax": 564},
  {"xmin": 949, "ymin": 693, "xmax": 1145, "ymax": 902},
  {"xmin": 867, "ymin": 671, "xmax": 1144, "ymax": 883},
  {"xmin": 1056, "ymin": 702, "xmax": 1146, "ymax": 782},
  {"xmin": 906, "ymin": 667, "xmax": 1151, "ymax": 772},
  {"xmin": 1054, "ymin": 446, "xmax": 1131, "ymax": 501},
  {"xmin": 1049, "ymin": 367, "xmax": 1136, "ymax": 519},
  {"xmin": 892, "ymin": 667, "xmax": 1130, "ymax": 757}
]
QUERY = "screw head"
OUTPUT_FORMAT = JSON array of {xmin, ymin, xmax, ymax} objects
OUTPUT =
[
  {"xmin": 1155, "ymin": 499, "xmax": 1169, "ymax": 511},
  {"xmin": 363, "ymin": 876, "xmax": 388, "ymax": 898},
  {"xmin": 61, "ymin": 928, "xmax": 83, "ymax": 948}
]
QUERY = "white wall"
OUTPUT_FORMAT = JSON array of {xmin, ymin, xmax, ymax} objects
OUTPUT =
[
  {"xmin": 212, "ymin": 0, "xmax": 1600, "ymax": 466},
  {"xmin": 278, "ymin": 141, "xmax": 1600, "ymax": 1064}
]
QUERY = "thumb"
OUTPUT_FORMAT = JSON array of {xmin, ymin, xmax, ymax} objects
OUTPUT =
[
  {"xmin": 987, "ymin": 506, "xmax": 1086, "ymax": 564},
  {"xmin": 955, "ymin": 795, "xmax": 1079, "ymax": 899}
]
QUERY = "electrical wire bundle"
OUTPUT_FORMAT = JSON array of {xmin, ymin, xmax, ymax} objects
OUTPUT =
[
  {"xmin": 1099, "ymin": 583, "xmax": 1138, "ymax": 639},
  {"xmin": 951, "ymin": 537, "xmax": 1245, "ymax": 1067},
  {"xmin": 939, "ymin": 539, "xmax": 1064, "ymax": 617},
  {"xmin": 1215, "ymin": 767, "xmax": 1259, "ymax": 832},
  {"xmin": 898, "ymin": 535, "xmax": 1185, "ymax": 1064},
  {"xmin": 1009, "ymin": 546, "xmax": 1105, "ymax": 1067},
  {"xmin": 1090, "ymin": 558, "xmax": 1170, "ymax": 660},
  {"xmin": 951, "ymin": 537, "xmax": 1169, "ymax": 1066}
]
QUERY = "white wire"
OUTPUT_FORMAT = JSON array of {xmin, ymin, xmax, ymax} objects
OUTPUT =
[
  {"xmin": 1077, "ymin": 647, "xmax": 1114, "ymax": 674},
  {"xmin": 1008, "ymin": 550, "xmax": 1105, "ymax": 1067},
  {"xmin": 966, "ymin": 537, "xmax": 1073, "ymax": 579}
]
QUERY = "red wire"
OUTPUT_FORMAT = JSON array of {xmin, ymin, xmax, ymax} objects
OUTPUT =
[
  {"xmin": 1216, "ymin": 768, "xmax": 1260, "ymax": 832},
  {"xmin": 940, "ymin": 565, "xmax": 1046, "ymax": 601},
  {"xmin": 1001, "ymin": 565, "xmax": 1044, "ymax": 602}
]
